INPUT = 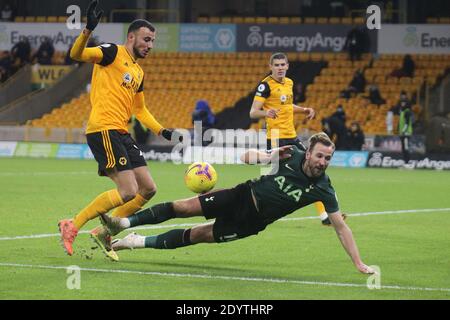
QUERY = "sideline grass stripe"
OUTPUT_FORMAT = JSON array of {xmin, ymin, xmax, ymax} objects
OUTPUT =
[
  {"xmin": 0, "ymin": 262, "xmax": 449, "ymax": 293},
  {"xmin": 1, "ymin": 208, "xmax": 449, "ymax": 241}
]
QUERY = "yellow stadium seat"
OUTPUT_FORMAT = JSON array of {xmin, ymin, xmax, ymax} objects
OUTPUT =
[
  {"xmin": 244, "ymin": 17, "xmax": 256, "ymax": 24},
  {"xmin": 341, "ymin": 17, "xmax": 352, "ymax": 24},
  {"xmin": 426, "ymin": 17, "xmax": 438, "ymax": 23},
  {"xmin": 304, "ymin": 17, "xmax": 316, "ymax": 24},
  {"xmin": 290, "ymin": 17, "xmax": 302, "ymax": 24},
  {"xmin": 353, "ymin": 17, "xmax": 365, "ymax": 24},
  {"xmin": 221, "ymin": 17, "xmax": 232, "ymax": 23},
  {"xmin": 35, "ymin": 16, "xmax": 46, "ymax": 22},
  {"xmin": 25, "ymin": 16, "xmax": 35, "ymax": 22},
  {"xmin": 47, "ymin": 16, "xmax": 58, "ymax": 22},
  {"xmin": 231, "ymin": 16, "xmax": 244, "ymax": 23},
  {"xmin": 329, "ymin": 17, "xmax": 341, "ymax": 24},
  {"xmin": 279, "ymin": 17, "xmax": 290, "ymax": 24},
  {"xmin": 317, "ymin": 17, "xmax": 328, "ymax": 24},
  {"xmin": 197, "ymin": 16, "xmax": 208, "ymax": 23},
  {"xmin": 439, "ymin": 17, "xmax": 450, "ymax": 24},
  {"xmin": 256, "ymin": 17, "xmax": 267, "ymax": 24},
  {"xmin": 209, "ymin": 16, "xmax": 220, "ymax": 23},
  {"xmin": 57, "ymin": 16, "xmax": 67, "ymax": 23},
  {"xmin": 14, "ymin": 16, "xmax": 25, "ymax": 22},
  {"xmin": 267, "ymin": 17, "xmax": 279, "ymax": 24}
]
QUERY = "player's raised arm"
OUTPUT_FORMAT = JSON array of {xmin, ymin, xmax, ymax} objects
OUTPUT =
[
  {"xmin": 69, "ymin": 0, "xmax": 104, "ymax": 63},
  {"xmin": 240, "ymin": 145, "xmax": 292, "ymax": 164},
  {"xmin": 328, "ymin": 211, "xmax": 376, "ymax": 274}
]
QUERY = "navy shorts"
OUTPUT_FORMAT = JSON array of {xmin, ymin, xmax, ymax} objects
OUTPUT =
[{"xmin": 198, "ymin": 182, "xmax": 267, "ymax": 243}]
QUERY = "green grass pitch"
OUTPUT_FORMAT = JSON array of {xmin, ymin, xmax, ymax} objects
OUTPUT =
[{"xmin": 0, "ymin": 157, "xmax": 449, "ymax": 300}]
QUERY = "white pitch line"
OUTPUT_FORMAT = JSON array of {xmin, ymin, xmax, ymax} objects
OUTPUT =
[
  {"xmin": 0, "ymin": 262, "xmax": 448, "ymax": 294},
  {"xmin": 1, "ymin": 207, "xmax": 449, "ymax": 242},
  {"xmin": 0, "ymin": 171, "xmax": 93, "ymax": 176}
]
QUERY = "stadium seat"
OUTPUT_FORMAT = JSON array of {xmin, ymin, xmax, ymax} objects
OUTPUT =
[
  {"xmin": 329, "ymin": 17, "xmax": 341, "ymax": 24},
  {"xmin": 304, "ymin": 17, "xmax": 316, "ymax": 24},
  {"xmin": 317, "ymin": 17, "xmax": 328, "ymax": 24},
  {"xmin": 14, "ymin": 16, "xmax": 25, "ymax": 22},
  {"xmin": 279, "ymin": 17, "xmax": 290, "ymax": 24},
  {"xmin": 221, "ymin": 17, "xmax": 232, "ymax": 23},
  {"xmin": 439, "ymin": 17, "xmax": 450, "ymax": 23},
  {"xmin": 426, "ymin": 17, "xmax": 439, "ymax": 23},
  {"xmin": 267, "ymin": 17, "xmax": 279, "ymax": 24},
  {"xmin": 35, "ymin": 16, "xmax": 46, "ymax": 22},
  {"xmin": 209, "ymin": 16, "xmax": 220, "ymax": 23},
  {"xmin": 341, "ymin": 17, "xmax": 352, "ymax": 24},
  {"xmin": 231, "ymin": 17, "xmax": 244, "ymax": 23},
  {"xmin": 290, "ymin": 17, "xmax": 302, "ymax": 24},
  {"xmin": 47, "ymin": 16, "xmax": 58, "ymax": 22},
  {"xmin": 24, "ymin": 16, "xmax": 35, "ymax": 22},
  {"xmin": 255, "ymin": 17, "xmax": 267, "ymax": 24},
  {"xmin": 243, "ymin": 17, "xmax": 256, "ymax": 24},
  {"xmin": 197, "ymin": 16, "xmax": 208, "ymax": 23},
  {"xmin": 353, "ymin": 17, "xmax": 365, "ymax": 24}
]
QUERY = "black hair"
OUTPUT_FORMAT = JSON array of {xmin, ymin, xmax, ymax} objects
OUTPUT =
[{"xmin": 127, "ymin": 19, "xmax": 155, "ymax": 34}]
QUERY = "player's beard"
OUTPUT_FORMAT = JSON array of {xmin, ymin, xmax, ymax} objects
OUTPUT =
[
  {"xmin": 305, "ymin": 160, "xmax": 325, "ymax": 177},
  {"xmin": 133, "ymin": 46, "xmax": 146, "ymax": 59}
]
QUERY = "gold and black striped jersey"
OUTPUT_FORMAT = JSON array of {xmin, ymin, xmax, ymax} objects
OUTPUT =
[
  {"xmin": 86, "ymin": 44, "xmax": 144, "ymax": 134},
  {"xmin": 253, "ymin": 76, "xmax": 296, "ymax": 139}
]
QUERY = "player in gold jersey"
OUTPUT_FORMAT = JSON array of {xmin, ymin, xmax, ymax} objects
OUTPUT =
[
  {"xmin": 58, "ymin": 1, "xmax": 178, "ymax": 260},
  {"xmin": 250, "ymin": 52, "xmax": 338, "ymax": 226}
]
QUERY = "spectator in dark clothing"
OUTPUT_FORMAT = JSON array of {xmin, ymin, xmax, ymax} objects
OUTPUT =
[
  {"xmin": 293, "ymin": 83, "xmax": 306, "ymax": 104},
  {"xmin": 0, "ymin": 66, "xmax": 8, "ymax": 83},
  {"xmin": 347, "ymin": 121, "xmax": 365, "ymax": 150},
  {"xmin": 401, "ymin": 54, "xmax": 415, "ymax": 78},
  {"xmin": 10, "ymin": 38, "xmax": 31, "ymax": 73},
  {"xmin": 0, "ymin": 50, "xmax": 12, "ymax": 82},
  {"xmin": 349, "ymin": 69, "xmax": 366, "ymax": 93},
  {"xmin": 33, "ymin": 37, "xmax": 55, "ymax": 65},
  {"xmin": 341, "ymin": 70, "xmax": 366, "ymax": 98},
  {"xmin": 390, "ymin": 54, "xmax": 415, "ymax": 78},
  {"xmin": 365, "ymin": 83, "xmax": 386, "ymax": 105},
  {"xmin": 192, "ymin": 100, "xmax": 216, "ymax": 146},
  {"xmin": 344, "ymin": 27, "xmax": 365, "ymax": 61},
  {"xmin": 322, "ymin": 105, "xmax": 348, "ymax": 150},
  {"xmin": 0, "ymin": 3, "xmax": 14, "ymax": 22},
  {"xmin": 192, "ymin": 99, "xmax": 216, "ymax": 129},
  {"xmin": 390, "ymin": 91, "xmax": 412, "ymax": 115}
]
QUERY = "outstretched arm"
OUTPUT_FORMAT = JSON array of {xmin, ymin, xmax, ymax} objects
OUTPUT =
[
  {"xmin": 329, "ymin": 211, "xmax": 376, "ymax": 274},
  {"xmin": 69, "ymin": 0, "xmax": 104, "ymax": 63},
  {"xmin": 240, "ymin": 145, "xmax": 293, "ymax": 164}
]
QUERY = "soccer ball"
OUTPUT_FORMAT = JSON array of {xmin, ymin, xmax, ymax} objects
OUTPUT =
[{"xmin": 184, "ymin": 162, "xmax": 217, "ymax": 194}]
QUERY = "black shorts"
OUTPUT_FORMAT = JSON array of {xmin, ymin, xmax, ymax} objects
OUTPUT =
[
  {"xmin": 199, "ymin": 182, "xmax": 267, "ymax": 243},
  {"xmin": 267, "ymin": 137, "xmax": 306, "ymax": 151},
  {"xmin": 86, "ymin": 130, "xmax": 147, "ymax": 176}
]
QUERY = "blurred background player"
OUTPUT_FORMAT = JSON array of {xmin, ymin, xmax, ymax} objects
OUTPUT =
[
  {"xmin": 248, "ymin": 52, "xmax": 333, "ymax": 226},
  {"xmin": 58, "ymin": 0, "xmax": 178, "ymax": 260}
]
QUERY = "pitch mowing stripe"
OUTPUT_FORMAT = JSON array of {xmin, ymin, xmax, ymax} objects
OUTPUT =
[
  {"xmin": 1, "ymin": 208, "xmax": 450, "ymax": 241},
  {"xmin": 0, "ymin": 262, "xmax": 449, "ymax": 293}
]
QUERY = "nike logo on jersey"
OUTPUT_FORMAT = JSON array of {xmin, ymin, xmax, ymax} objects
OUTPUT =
[
  {"xmin": 205, "ymin": 196, "xmax": 215, "ymax": 202},
  {"xmin": 285, "ymin": 164, "xmax": 295, "ymax": 171}
]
